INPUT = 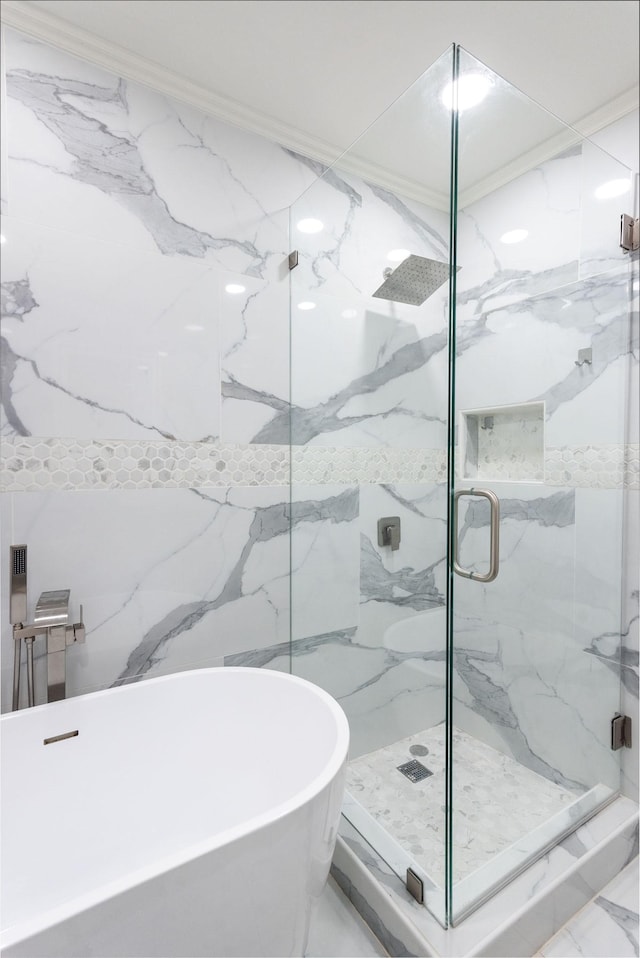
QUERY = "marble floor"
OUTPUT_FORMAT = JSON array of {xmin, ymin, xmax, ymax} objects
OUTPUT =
[
  {"xmin": 307, "ymin": 860, "xmax": 639, "ymax": 957},
  {"xmin": 306, "ymin": 877, "xmax": 389, "ymax": 957},
  {"xmin": 536, "ymin": 859, "xmax": 639, "ymax": 958},
  {"xmin": 346, "ymin": 724, "xmax": 581, "ymax": 884}
]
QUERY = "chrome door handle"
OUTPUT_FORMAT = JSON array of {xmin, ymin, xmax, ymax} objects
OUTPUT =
[{"xmin": 453, "ymin": 488, "xmax": 500, "ymax": 582}]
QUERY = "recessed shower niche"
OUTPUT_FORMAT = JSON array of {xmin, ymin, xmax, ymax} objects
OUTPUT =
[{"xmin": 460, "ymin": 402, "xmax": 545, "ymax": 482}]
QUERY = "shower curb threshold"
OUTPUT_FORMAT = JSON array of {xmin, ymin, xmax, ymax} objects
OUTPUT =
[{"xmin": 330, "ymin": 796, "xmax": 639, "ymax": 957}]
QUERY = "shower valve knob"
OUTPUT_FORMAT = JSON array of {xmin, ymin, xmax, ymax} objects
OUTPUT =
[{"xmin": 378, "ymin": 517, "xmax": 401, "ymax": 551}]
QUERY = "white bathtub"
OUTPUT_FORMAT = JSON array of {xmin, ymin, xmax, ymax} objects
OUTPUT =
[{"xmin": 0, "ymin": 667, "xmax": 349, "ymax": 957}]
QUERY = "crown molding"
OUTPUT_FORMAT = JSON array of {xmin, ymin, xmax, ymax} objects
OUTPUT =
[
  {"xmin": 1, "ymin": 0, "xmax": 638, "ymax": 213},
  {"xmin": 573, "ymin": 85, "xmax": 639, "ymax": 139},
  {"xmin": 0, "ymin": 0, "xmax": 346, "ymax": 170},
  {"xmin": 457, "ymin": 86, "xmax": 639, "ymax": 208}
]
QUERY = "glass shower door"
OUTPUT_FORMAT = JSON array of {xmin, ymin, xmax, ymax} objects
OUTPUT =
[
  {"xmin": 288, "ymin": 48, "xmax": 456, "ymax": 923},
  {"xmin": 448, "ymin": 45, "xmax": 631, "ymax": 922},
  {"xmin": 288, "ymin": 40, "xmax": 630, "ymax": 929}
]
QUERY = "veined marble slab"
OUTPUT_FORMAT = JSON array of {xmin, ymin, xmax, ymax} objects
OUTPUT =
[
  {"xmin": 1, "ymin": 216, "xmax": 222, "ymax": 441},
  {"xmin": 452, "ymin": 482, "xmax": 621, "ymax": 794},
  {"xmin": 537, "ymin": 858, "xmax": 639, "ymax": 957},
  {"xmin": 0, "ymin": 483, "xmax": 356, "ymax": 708},
  {"xmin": 3, "ymin": 29, "xmax": 313, "ymax": 264},
  {"xmin": 333, "ymin": 796, "xmax": 639, "ymax": 957}
]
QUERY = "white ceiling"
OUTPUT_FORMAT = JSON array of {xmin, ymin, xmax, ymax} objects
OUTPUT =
[{"xmin": 2, "ymin": 0, "xmax": 639, "ymax": 198}]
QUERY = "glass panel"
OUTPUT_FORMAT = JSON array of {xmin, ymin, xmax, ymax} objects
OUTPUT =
[
  {"xmin": 450, "ymin": 45, "xmax": 629, "ymax": 923},
  {"xmin": 289, "ymin": 47, "xmax": 455, "ymax": 924}
]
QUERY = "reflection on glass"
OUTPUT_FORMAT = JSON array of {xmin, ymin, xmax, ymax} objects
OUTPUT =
[{"xmin": 288, "ymin": 38, "xmax": 631, "ymax": 932}]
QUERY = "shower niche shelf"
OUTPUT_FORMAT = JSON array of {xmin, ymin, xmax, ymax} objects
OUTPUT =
[{"xmin": 459, "ymin": 402, "xmax": 544, "ymax": 482}]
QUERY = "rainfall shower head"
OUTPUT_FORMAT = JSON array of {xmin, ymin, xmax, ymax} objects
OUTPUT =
[{"xmin": 372, "ymin": 254, "xmax": 454, "ymax": 306}]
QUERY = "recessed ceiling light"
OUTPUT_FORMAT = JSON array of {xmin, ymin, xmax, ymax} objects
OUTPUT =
[
  {"xmin": 442, "ymin": 73, "xmax": 491, "ymax": 112},
  {"xmin": 341, "ymin": 308, "xmax": 358, "ymax": 318},
  {"xmin": 185, "ymin": 324, "xmax": 204, "ymax": 331},
  {"xmin": 594, "ymin": 178, "xmax": 630, "ymax": 199},
  {"xmin": 225, "ymin": 283, "xmax": 246, "ymax": 294},
  {"xmin": 500, "ymin": 229, "xmax": 529, "ymax": 244},
  {"xmin": 297, "ymin": 301, "xmax": 316, "ymax": 311},
  {"xmin": 297, "ymin": 218, "xmax": 324, "ymax": 234},
  {"xmin": 387, "ymin": 248, "xmax": 410, "ymax": 262}
]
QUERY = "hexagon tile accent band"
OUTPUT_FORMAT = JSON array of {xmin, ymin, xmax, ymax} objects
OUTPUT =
[{"xmin": 0, "ymin": 438, "xmax": 637, "ymax": 491}]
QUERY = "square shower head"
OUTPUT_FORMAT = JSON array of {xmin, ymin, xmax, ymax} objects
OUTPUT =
[{"xmin": 372, "ymin": 254, "xmax": 452, "ymax": 306}]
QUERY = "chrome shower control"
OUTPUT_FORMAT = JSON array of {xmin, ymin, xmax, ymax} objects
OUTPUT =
[{"xmin": 378, "ymin": 517, "xmax": 401, "ymax": 551}]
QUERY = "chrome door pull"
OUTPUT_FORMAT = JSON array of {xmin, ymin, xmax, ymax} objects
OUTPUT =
[{"xmin": 453, "ymin": 488, "xmax": 500, "ymax": 582}]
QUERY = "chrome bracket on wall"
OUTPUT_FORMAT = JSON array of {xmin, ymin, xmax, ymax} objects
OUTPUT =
[
  {"xmin": 620, "ymin": 214, "xmax": 639, "ymax": 253},
  {"xmin": 406, "ymin": 867, "xmax": 424, "ymax": 904},
  {"xmin": 288, "ymin": 250, "xmax": 299, "ymax": 270},
  {"xmin": 611, "ymin": 713, "xmax": 632, "ymax": 750},
  {"xmin": 575, "ymin": 347, "xmax": 592, "ymax": 367}
]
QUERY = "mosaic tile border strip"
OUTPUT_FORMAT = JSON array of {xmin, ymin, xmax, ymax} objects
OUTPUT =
[
  {"xmin": 293, "ymin": 445, "xmax": 447, "ymax": 485},
  {"xmin": 0, "ymin": 438, "xmax": 445, "ymax": 490},
  {"xmin": 0, "ymin": 438, "xmax": 637, "ymax": 491},
  {"xmin": 545, "ymin": 444, "xmax": 639, "ymax": 490},
  {"xmin": 0, "ymin": 438, "xmax": 289, "ymax": 491}
]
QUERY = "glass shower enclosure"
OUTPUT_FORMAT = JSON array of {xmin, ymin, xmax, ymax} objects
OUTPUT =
[{"xmin": 289, "ymin": 44, "xmax": 632, "ymax": 925}]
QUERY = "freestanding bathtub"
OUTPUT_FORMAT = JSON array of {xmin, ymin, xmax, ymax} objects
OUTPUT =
[{"xmin": 0, "ymin": 667, "xmax": 349, "ymax": 957}]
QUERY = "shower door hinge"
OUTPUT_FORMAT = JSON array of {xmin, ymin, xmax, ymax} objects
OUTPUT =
[
  {"xmin": 406, "ymin": 867, "xmax": 424, "ymax": 904},
  {"xmin": 620, "ymin": 214, "xmax": 639, "ymax": 253},
  {"xmin": 288, "ymin": 250, "xmax": 299, "ymax": 270},
  {"xmin": 611, "ymin": 713, "xmax": 632, "ymax": 750}
]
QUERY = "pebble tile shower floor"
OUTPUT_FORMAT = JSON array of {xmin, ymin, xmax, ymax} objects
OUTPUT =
[{"xmin": 345, "ymin": 725, "xmax": 581, "ymax": 884}]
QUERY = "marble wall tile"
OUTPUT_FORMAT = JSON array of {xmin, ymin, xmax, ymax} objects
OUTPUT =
[
  {"xmin": 285, "ymin": 482, "xmax": 448, "ymax": 758},
  {"xmin": 2, "ymin": 30, "xmax": 299, "ymax": 449},
  {"xmin": 452, "ymin": 482, "xmax": 620, "ymax": 793},
  {"xmin": 538, "ymin": 859, "xmax": 639, "ymax": 957},
  {"xmin": 579, "ymin": 138, "xmax": 636, "ymax": 280},
  {"xmin": 359, "ymin": 483, "xmax": 447, "ymax": 621},
  {"xmin": 621, "ymin": 487, "xmax": 639, "ymax": 799},
  {"xmin": 457, "ymin": 146, "xmax": 581, "ymax": 313},
  {"xmin": 355, "ymin": 483, "xmax": 447, "ymax": 753},
  {"xmin": 574, "ymin": 488, "xmax": 626, "ymax": 666},
  {"xmin": 271, "ymin": 471, "xmax": 448, "ymax": 756},
  {"xmin": 286, "ymin": 165, "xmax": 451, "ymax": 450},
  {"xmin": 2, "ymin": 27, "xmax": 637, "ymax": 830},
  {"xmin": 220, "ymin": 249, "xmax": 290, "ymax": 444},
  {"xmin": 290, "ymin": 484, "xmax": 359, "ymax": 642},
  {"xmin": 289, "ymin": 309, "xmax": 450, "ymax": 448},
  {"xmin": 0, "ymin": 29, "xmax": 7, "ymax": 216},
  {"xmin": 288, "ymin": 623, "xmax": 446, "ymax": 761},
  {"xmin": 454, "ymin": 268, "xmax": 632, "ymax": 450},
  {"xmin": 291, "ymin": 166, "xmax": 450, "ymax": 302},
  {"xmin": 3, "ymin": 30, "xmax": 314, "ymax": 267},
  {"xmin": 621, "ymin": 234, "xmax": 639, "ymax": 800},
  {"xmin": 1, "ymin": 216, "xmax": 221, "ymax": 441},
  {"xmin": 1, "ymin": 486, "xmax": 294, "ymax": 707}
]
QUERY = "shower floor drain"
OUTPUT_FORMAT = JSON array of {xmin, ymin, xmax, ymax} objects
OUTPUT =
[{"xmin": 397, "ymin": 759, "xmax": 433, "ymax": 783}]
